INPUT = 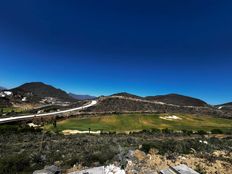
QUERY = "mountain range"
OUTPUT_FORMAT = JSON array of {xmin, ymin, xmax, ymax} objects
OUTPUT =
[
  {"xmin": 0, "ymin": 86, "xmax": 6, "ymax": 91},
  {"xmin": 217, "ymin": 102, "xmax": 232, "ymax": 107},
  {"xmin": 69, "ymin": 93, "xmax": 96, "ymax": 100},
  {"xmin": 0, "ymin": 82, "xmax": 231, "ymax": 118}
]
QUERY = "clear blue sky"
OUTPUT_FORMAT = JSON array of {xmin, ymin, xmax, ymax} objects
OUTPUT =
[{"xmin": 0, "ymin": 0, "xmax": 232, "ymax": 104}]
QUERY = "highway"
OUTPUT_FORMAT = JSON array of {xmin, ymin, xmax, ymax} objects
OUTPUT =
[{"xmin": 0, "ymin": 100, "xmax": 97, "ymax": 124}]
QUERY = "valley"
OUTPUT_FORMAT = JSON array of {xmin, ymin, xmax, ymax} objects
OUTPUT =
[{"xmin": 44, "ymin": 113, "xmax": 232, "ymax": 133}]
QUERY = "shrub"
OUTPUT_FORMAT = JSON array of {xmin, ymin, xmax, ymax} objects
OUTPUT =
[
  {"xmin": 162, "ymin": 128, "xmax": 173, "ymax": 134},
  {"xmin": 211, "ymin": 129, "xmax": 223, "ymax": 134},
  {"xmin": 197, "ymin": 130, "xmax": 207, "ymax": 135},
  {"xmin": 182, "ymin": 129, "xmax": 193, "ymax": 135},
  {"xmin": 151, "ymin": 128, "xmax": 161, "ymax": 133},
  {"xmin": 0, "ymin": 154, "xmax": 30, "ymax": 173},
  {"xmin": 142, "ymin": 139, "xmax": 213, "ymax": 155},
  {"xmin": 0, "ymin": 124, "xmax": 42, "ymax": 133},
  {"xmin": 141, "ymin": 143, "xmax": 156, "ymax": 153},
  {"xmin": 84, "ymin": 145, "xmax": 119, "ymax": 166}
]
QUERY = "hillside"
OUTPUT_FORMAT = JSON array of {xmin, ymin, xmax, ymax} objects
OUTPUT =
[
  {"xmin": 86, "ymin": 97, "xmax": 231, "ymax": 118},
  {"xmin": 216, "ymin": 102, "xmax": 232, "ymax": 111},
  {"xmin": 218, "ymin": 102, "xmax": 232, "ymax": 106},
  {"xmin": 0, "ymin": 98, "xmax": 12, "ymax": 107},
  {"xmin": 145, "ymin": 94, "xmax": 208, "ymax": 107},
  {"xmin": 111, "ymin": 92, "xmax": 143, "ymax": 99},
  {"xmin": 12, "ymin": 82, "xmax": 75, "ymax": 102}
]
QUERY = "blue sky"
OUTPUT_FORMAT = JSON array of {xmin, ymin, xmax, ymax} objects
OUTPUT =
[{"xmin": 0, "ymin": 0, "xmax": 232, "ymax": 104}]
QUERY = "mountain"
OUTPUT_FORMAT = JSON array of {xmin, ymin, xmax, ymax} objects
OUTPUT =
[
  {"xmin": 216, "ymin": 102, "xmax": 232, "ymax": 111},
  {"xmin": 0, "ymin": 86, "xmax": 6, "ymax": 91},
  {"xmin": 218, "ymin": 102, "xmax": 232, "ymax": 106},
  {"xmin": 145, "ymin": 94, "xmax": 208, "ymax": 107},
  {"xmin": 12, "ymin": 82, "xmax": 75, "ymax": 102},
  {"xmin": 69, "ymin": 93, "xmax": 96, "ymax": 100},
  {"xmin": 110, "ymin": 92, "xmax": 208, "ymax": 107},
  {"xmin": 111, "ymin": 92, "xmax": 143, "ymax": 99}
]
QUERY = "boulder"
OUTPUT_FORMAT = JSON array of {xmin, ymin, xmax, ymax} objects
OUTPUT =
[{"xmin": 133, "ymin": 150, "xmax": 146, "ymax": 161}]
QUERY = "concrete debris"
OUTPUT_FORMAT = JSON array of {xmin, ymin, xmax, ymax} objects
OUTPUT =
[
  {"xmin": 160, "ymin": 164, "xmax": 200, "ymax": 174},
  {"xmin": 68, "ymin": 165, "xmax": 125, "ymax": 174},
  {"xmin": 68, "ymin": 166, "xmax": 104, "ymax": 174},
  {"xmin": 105, "ymin": 164, "xmax": 125, "ymax": 174},
  {"xmin": 33, "ymin": 165, "xmax": 61, "ymax": 174}
]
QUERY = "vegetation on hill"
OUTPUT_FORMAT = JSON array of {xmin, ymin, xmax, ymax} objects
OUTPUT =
[
  {"xmin": 111, "ymin": 92, "xmax": 143, "ymax": 99},
  {"xmin": 86, "ymin": 97, "xmax": 232, "ymax": 118},
  {"xmin": 145, "ymin": 93, "xmax": 208, "ymax": 107},
  {"xmin": 216, "ymin": 102, "xmax": 232, "ymax": 113},
  {"xmin": 0, "ymin": 98, "xmax": 12, "ymax": 108},
  {"xmin": 218, "ymin": 102, "xmax": 232, "ymax": 106}
]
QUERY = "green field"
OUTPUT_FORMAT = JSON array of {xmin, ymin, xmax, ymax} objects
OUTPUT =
[
  {"xmin": 44, "ymin": 114, "xmax": 232, "ymax": 133},
  {"xmin": 0, "ymin": 107, "xmax": 24, "ymax": 113}
]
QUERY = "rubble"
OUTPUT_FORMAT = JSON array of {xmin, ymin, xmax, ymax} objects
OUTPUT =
[
  {"xmin": 68, "ymin": 165, "xmax": 125, "ymax": 174},
  {"xmin": 33, "ymin": 165, "xmax": 61, "ymax": 174},
  {"xmin": 123, "ymin": 149, "xmax": 232, "ymax": 174}
]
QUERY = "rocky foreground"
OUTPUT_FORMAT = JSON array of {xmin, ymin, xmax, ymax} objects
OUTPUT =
[
  {"xmin": 66, "ymin": 149, "xmax": 231, "ymax": 174},
  {"xmin": 0, "ymin": 126, "xmax": 231, "ymax": 173}
]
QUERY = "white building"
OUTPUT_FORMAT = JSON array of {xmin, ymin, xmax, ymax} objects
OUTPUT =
[{"xmin": 3, "ymin": 91, "xmax": 12, "ymax": 96}]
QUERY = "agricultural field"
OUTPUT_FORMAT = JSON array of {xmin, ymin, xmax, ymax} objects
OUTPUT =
[{"xmin": 44, "ymin": 113, "xmax": 232, "ymax": 133}]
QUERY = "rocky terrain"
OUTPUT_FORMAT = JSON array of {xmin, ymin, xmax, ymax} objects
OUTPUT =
[
  {"xmin": 0, "ymin": 126, "xmax": 231, "ymax": 174},
  {"xmin": 122, "ymin": 149, "xmax": 231, "ymax": 174}
]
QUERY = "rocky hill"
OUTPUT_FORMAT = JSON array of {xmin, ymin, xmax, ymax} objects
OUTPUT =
[{"xmin": 145, "ymin": 94, "xmax": 208, "ymax": 107}]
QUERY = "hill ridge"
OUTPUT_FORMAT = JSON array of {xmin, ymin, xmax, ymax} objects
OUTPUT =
[{"xmin": 11, "ymin": 82, "xmax": 75, "ymax": 102}]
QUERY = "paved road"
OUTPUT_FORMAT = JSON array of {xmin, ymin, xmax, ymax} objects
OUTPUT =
[{"xmin": 0, "ymin": 100, "xmax": 97, "ymax": 124}]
